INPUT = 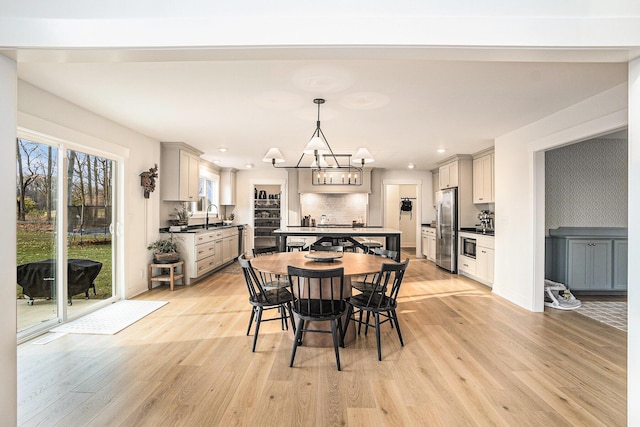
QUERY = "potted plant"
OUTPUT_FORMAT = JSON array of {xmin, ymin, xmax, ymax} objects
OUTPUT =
[
  {"xmin": 173, "ymin": 205, "xmax": 192, "ymax": 226},
  {"xmin": 147, "ymin": 234, "xmax": 180, "ymax": 263}
]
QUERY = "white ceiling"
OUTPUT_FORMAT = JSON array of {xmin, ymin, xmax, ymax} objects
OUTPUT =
[{"xmin": 14, "ymin": 47, "xmax": 629, "ymax": 171}]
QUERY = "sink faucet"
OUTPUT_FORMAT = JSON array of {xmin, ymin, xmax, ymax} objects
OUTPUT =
[{"xmin": 205, "ymin": 204, "xmax": 219, "ymax": 229}]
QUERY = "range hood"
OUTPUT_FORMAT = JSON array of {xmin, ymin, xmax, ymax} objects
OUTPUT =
[{"xmin": 297, "ymin": 169, "xmax": 372, "ymax": 193}]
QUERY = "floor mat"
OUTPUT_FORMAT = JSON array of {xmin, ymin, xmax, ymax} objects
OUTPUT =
[
  {"xmin": 51, "ymin": 300, "xmax": 168, "ymax": 335},
  {"xmin": 575, "ymin": 301, "xmax": 627, "ymax": 332}
]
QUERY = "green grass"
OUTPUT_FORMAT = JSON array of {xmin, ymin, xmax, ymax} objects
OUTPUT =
[{"xmin": 17, "ymin": 229, "xmax": 113, "ymax": 299}]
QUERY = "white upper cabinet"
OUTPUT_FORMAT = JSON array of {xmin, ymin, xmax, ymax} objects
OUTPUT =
[
  {"xmin": 220, "ymin": 168, "xmax": 237, "ymax": 205},
  {"xmin": 438, "ymin": 160, "xmax": 459, "ymax": 189},
  {"xmin": 161, "ymin": 142, "xmax": 202, "ymax": 201},
  {"xmin": 473, "ymin": 152, "xmax": 494, "ymax": 204}
]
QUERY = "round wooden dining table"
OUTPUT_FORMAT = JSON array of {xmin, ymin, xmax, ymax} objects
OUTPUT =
[{"xmin": 250, "ymin": 251, "xmax": 398, "ymax": 347}]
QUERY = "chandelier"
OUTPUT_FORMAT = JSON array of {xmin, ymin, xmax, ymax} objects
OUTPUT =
[{"xmin": 262, "ymin": 98, "xmax": 374, "ymax": 185}]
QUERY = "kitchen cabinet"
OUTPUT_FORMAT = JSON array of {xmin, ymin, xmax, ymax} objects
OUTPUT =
[
  {"xmin": 436, "ymin": 155, "xmax": 476, "ymax": 228},
  {"xmin": 473, "ymin": 152, "xmax": 494, "ymax": 204},
  {"xmin": 222, "ymin": 227, "xmax": 239, "ymax": 263},
  {"xmin": 421, "ymin": 226, "xmax": 436, "ymax": 261},
  {"xmin": 613, "ymin": 239, "xmax": 628, "ymax": 290},
  {"xmin": 438, "ymin": 161, "xmax": 458, "ymax": 189},
  {"xmin": 548, "ymin": 227, "xmax": 627, "ymax": 292},
  {"xmin": 254, "ymin": 184, "xmax": 281, "ymax": 249},
  {"xmin": 458, "ymin": 254, "xmax": 476, "ymax": 276},
  {"xmin": 170, "ymin": 227, "xmax": 239, "ymax": 284},
  {"xmin": 220, "ymin": 168, "xmax": 237, "ymax": 205},
  {"xmin": 161, "ymin": 142, "xmax": 202, "ymax": 202},
  {"xmin": 458, "ymin": 231, "xmax": 494, "ymax": 286},
  {"xmin": 475, "ymin": 235, "xmax": 494, "ymax": 285}
]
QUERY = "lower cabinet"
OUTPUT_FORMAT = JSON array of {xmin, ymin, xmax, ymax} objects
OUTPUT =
[
  {"xmin": 170, "ymin": 227, "xmax": 239, "ymax": 285},
  {"xmin": 458, "ymin": 232, "xmax": 494, "ymax": 287},
  {"xmin": 548, "ymin": 227, "xmax": 627, "ymax": 292},
  {"xmin": 476, "ymin": 246, "xmax": 494, "ymax": 285},
  {"xmin": 421, "ymin": 227, "xmax": 436, "ymax": 262}
]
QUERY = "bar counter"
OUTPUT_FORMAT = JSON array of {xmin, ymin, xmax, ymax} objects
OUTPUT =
[{"xmin": 274, "ymin": 226, "xmax": 402, "ymax": 261}]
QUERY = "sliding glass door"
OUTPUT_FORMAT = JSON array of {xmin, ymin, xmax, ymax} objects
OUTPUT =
[{"xmin": 17, "ymin": 136, "xmax": 118, "ymax": 338}]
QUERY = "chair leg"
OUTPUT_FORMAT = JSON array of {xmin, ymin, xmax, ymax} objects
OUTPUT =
[
  {"xmin": 342, "ymin": 305, "xmax": 353, "ymax": 342},
  {"xmin": 364, "ymin": 311, "xmax": 372, "ymax": 336},
  {"xmin": 252, "ymin": 307, "xmax": 263, "ymax": 352},
  {"xmin": 337, "ymin": 317, "xmax": 345, "ymax": 348},
  {"xmin": 290, "ymin": 318, "xmax": 304, "ymax": 367},
  {"xmin": 391, "ymin": 309, "xmax": 404, "ymax": 346},
  {"xmin": 374, "ymin": 312, "xmax": 382, "ymax": 361},
  {"xmin": 357, "ymin": 308, "xmax": 364, "ymax": 335},
  {"xmin": 287, "ymin": 303, "xmax": 296, "ymax": 334},
  {"xmin": 246, "ymin": 306, "xmax": 256, "ymax": 336},
  {"xmin": 330, "ymin": 319, "xmax": 341, "ymax": 371},
  {"xmin": 388, "ymin": 310, "xmax": 395, "ymax": 329}
]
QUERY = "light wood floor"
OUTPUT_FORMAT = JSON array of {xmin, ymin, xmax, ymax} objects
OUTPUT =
[{"xmin": 18, "ymin": 251, "xmax": 626, "ymax": 426}]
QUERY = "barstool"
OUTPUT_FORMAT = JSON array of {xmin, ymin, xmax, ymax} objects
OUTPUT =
[
  {"xmin": 341, "ymin": 240, "xmax": 356, "ymax": 252},
  {"xmin": 361, "ymin": 240, "xmax": 383, "ymax": 254},
  {"xmin": 287, "ymin": 241, "xmax": 306, "ymax": 252}
]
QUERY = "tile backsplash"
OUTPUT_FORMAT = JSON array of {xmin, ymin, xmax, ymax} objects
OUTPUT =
[{"xmin": 300, "ymin": 193, "xmax": 368, "ymax": 225}]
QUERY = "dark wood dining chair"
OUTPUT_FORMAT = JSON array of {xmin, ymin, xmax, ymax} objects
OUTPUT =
[
  {"xmin": 287, "ymin": 265, "xmax": 346, "ymax": 371},
  {"xmin": 351, "ymin": 248, "xmax": 399, "ymax": 294},
  {"xmin": 252, "ymin": 246, "xmax": 288, "ymax": 289},
  {"xmin": 343, "ymin": 258, "xmax": 409, "ymax": 361},
  {"xmin": 238, "ymin": 254, "xmax": 295, "ymax": 352}
]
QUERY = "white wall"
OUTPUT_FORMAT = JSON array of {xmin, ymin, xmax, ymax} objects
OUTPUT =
[
  {"xmin": 494, "ymin": 83, "xmax": 628, "ymax": 312},
  {"xmin": 0, "ymin": 54, "xmax": 18, "ymax": 426},
  {"xmin": 17, "ymin": 81, "xmax": 162, "ymax": 299}
]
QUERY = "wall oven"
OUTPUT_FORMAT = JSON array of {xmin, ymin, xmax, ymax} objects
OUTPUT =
[{"xmin": 461, "ymin": 236, "xmax": 476, "ymax": 259}]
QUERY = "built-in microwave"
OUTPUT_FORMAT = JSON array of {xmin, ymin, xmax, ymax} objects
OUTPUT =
[{"xmin": 461, "ymin": 236, "xmax": 476, "ymax": 259}]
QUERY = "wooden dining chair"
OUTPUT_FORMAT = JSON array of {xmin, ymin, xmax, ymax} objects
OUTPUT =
[
  {"xmin": 343, "ymin": 258, "xmax": 409, "ymax": 361},
  {"xmin": 252, "ymin": 246, "xmax": 288, "ymax": 289},
  {"xmin": 351, "ymin": 248, "xmax": 399, "ymax": 294},
  {"xmin": 238, "ymin": 254, "xmax": 295, "ymax": 352},
  {"xmin": 287, "ymin": 265, "xmax": 346, "ymax": 371}
]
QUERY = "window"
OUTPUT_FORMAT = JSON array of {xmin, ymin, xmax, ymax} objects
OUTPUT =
[{"xmin": 192, "ymin": 169, "xmax": 219, "ymax": 214}]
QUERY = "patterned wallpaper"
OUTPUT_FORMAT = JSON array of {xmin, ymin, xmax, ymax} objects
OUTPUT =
[{"xmin": 545, "ymin": 137, "xmax": 627, "ymax": 232}]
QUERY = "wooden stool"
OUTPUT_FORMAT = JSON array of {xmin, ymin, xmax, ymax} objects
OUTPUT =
[
  {"xmin": 148, "ymin": 260, "xmax": 184, "ymax": 291},
  {"xmin": 287, "ymin": 241, "xmax": 306, "ymax": 252}
]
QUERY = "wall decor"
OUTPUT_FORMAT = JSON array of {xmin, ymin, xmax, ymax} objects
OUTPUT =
[{"xmin": 140, "ymin": 164, "xmax": 158, "ymax": 198}]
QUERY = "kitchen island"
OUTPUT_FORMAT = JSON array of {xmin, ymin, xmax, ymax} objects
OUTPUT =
[{"xmin": 274, "ymin": 226, "xmax": 402, "ymax": 261}]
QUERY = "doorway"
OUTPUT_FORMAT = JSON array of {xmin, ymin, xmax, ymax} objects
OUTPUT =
[
  {"xmin": 383, "ymin": 181, "xmax": 421, "ymax": 256},
  {"xmin": 16, "ymin": 136, "xmax": 119, "ymax": 340}
]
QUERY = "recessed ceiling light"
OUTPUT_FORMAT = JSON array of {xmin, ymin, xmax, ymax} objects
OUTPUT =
[
  {"xmin": 437, "ymin": 148, "xmax": 446, "ymax": 153},
  {"xmin": 212, "ymin": 160, "xmax": 221, "ymax": 164},
  {"xmin": 218, "ymin": 147, "xmax": 228, "ymax": 152},
  {"xmin": 245, "ymin": 163, "xmax": 253, "ymax": 168},
  {"xmin": 408, "ymin": 163, "xmax": 415, "ymax": 169}
]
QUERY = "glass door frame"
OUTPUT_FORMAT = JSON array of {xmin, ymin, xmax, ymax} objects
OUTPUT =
[{"xmin": 17, "ymin": 128, "xmax": 125, "ymax": 343}]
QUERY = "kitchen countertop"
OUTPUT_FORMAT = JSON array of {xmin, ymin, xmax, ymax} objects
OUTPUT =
[
  {"xmin": 275, "ymin": 226, "xmax": 400, "ymax": 234},
  {"xmin": 160, "ymin": 224, "xmax": 243, "ymax": 234},
  {"xmin": 459, "ymin": 227, "xmax": 495, "ymax": 236}
]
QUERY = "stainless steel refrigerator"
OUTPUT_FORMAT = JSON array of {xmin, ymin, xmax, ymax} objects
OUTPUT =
[{"xmin": 436, "ymin": 188, "xmax": 457, "ymax": 273}]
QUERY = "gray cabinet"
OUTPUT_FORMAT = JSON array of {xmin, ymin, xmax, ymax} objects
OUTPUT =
[
  {"xmin": 566, "ymin": 240, "xmax": 612, "ymax": 290},
  {"xmin": 613, "ymin": 239, "xmax": 628, "ymax": 290},
  {"xmin": 548, "ymin": 227, "xmax": 627, "ymax": 292}
]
